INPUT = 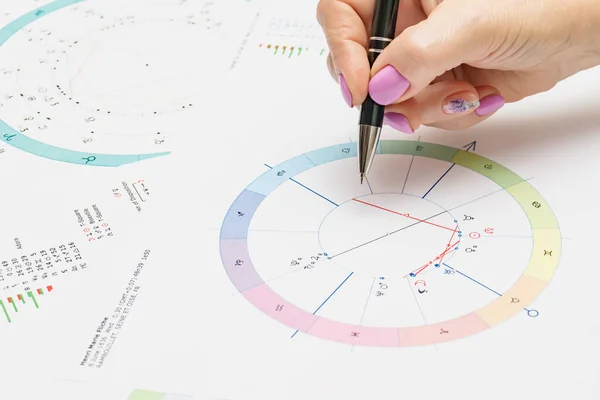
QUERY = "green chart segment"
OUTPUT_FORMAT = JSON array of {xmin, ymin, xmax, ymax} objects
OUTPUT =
[
  {"xmin": 0, "ymin": 0, "xmax": 170, "ymax": 166},
  {"xmin": 0, "ymin": 285, "xmax": 53, "ymax": 323},
  {"xmin": 127, "ymin": 389, "xmax": 194, "ymax": 400}
]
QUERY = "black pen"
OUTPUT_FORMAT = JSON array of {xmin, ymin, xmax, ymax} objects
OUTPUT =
[{"xmin": 358, "ymin": 0, "xmax": 400, "ymax": 184}]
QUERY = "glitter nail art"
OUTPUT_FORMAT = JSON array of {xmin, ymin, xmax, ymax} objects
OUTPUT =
[{"xmin": 443, "ymin": 99, "xmax": 480, "ymax": 114}]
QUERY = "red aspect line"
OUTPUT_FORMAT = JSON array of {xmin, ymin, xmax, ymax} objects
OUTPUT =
[
  {"xmin": 17, "ymin": 294, "xmax": 22, "ymax": 300},
  {"xmin": 352, "ymin": 198, "xmax": 455, "ymax": 232},
  {"xmin": 46, "ymin": 285, "xmax": 53, "ymax": 292},
  {"xmin": 37, "ymin": 288, "xmax": 42, "ymax": 294},
  {"xmin": 438, "ymin": 225, "xmax": 459, "ymax": 266},
  {"xmin": 7, "ymin": 298, "xmax": 11, "ymax": 303},
  {"xmin": 409, "ymin": 239, "xmax": 461, "ymax": 277}
]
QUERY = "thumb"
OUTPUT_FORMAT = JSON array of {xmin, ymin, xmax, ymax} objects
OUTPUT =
[{"xmin": 368, "ymin": 1, "xmax": 490, "ymax": 105}]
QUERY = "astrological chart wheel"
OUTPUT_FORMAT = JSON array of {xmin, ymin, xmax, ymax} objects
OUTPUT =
[{"xmin": 219, "ymin": 140, "xmax": 561, "ymax": 347}]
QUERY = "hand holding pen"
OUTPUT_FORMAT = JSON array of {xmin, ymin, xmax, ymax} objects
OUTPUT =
[{"xmin": 317, "ymin": 0, "xmax": 600, "ymax": 175}]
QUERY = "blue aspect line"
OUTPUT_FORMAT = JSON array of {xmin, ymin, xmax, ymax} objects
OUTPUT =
[
  {"xmin": 264, "ymin": 163, "xmax": 339, "ymax": 207},
  {"xmin": 291, "ymin": 272, "xmax": 354, "ymax": 338},
  {"xmin": 289, "ymin": 177, "xmax": 339, "ymax": 206},
  {"xmin": 422, "ymin": 164, "xmax": 455, "ymax": 199},
  {"xmin": 443, "ymin": 263, "xmax": 501, "ymax": 296},
  {"xmin": 442, "ymin": 263, "xmax": 537, "ymax": 316}
]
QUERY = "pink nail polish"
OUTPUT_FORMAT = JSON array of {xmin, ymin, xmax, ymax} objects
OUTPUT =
[
  {"xmin": 368, "ymin": 65, "xmax": 410, "ymax": 105},
  {"xmin": 383, "ymin": 112, "xmax": 413, "ymax": 134},
  {"xmin": 339, "ymin": 74, "xmax": 352, "ymax": 107},
  {"xmin": 475, "ymin": 95, "xmax": 504, "ymax": 116}
]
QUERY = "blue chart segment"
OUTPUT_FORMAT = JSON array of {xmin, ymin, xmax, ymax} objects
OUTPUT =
[
  {"xmin": 0, "ymin": 0, "xmax": 170, "ymax": 166},
  {"xmin": 219, "ymin": 139, "xmax": 562, "ymax": 347}
]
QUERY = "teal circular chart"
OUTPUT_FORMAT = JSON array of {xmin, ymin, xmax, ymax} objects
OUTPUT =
[
  {"xmin": 219, "ymin": 140, "xmax": 561, "ymax": 347},
  {"xmin": 0, "ymin": 0, "xmax": 169, "ymax": 166}
]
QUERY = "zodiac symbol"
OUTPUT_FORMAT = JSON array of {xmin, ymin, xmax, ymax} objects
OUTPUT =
[
  {"xmin": 511, "ymin": 297, "xmax": 520, "ymax": 304},
  {"xmin": 416, "ymin": 145, "xmax": 424, "ymax": 151},
  {"xmin": 532, "ymin": 201, "xmax": 541, "ymax": 208},
  {"xmin": 275, "ymin": 304, "xmax": 284, "ymax": 311},
  {"xmin": 484, "ymin": 164, "xmax": 493, "ymax": 169},
  {"xmin": 440, "ymin": 329, "xmax": 448, "ymax": 334},
  {"xmin": 234, "ymin": 259, "xmax": 244, "ymax": 266},
  {"xmin": 3, "ymin": 133, "xmax": 16, "ymax": 141},
  {"xmin": 277, "ymin": 170, "xmax": 286, "ymax": 176},
  {"xmin": 237, "ymin": 211, "xmax": 245, "ymax": 217},
  {"xmin": 544, "ymin": 250, "xmax": 552, "ymax": 256},
  {"xmin": 342, "ymin": 148, "xmax": 350, "ymax": 153},
  {"xmin": 82, "ymin": 155, "xmax": 96, "ymax": 164},
  {"xmin": 350, "ymin": 332, "xmax": 360, "ymax": 337},
  {"xmin": 465, "ymin": 246, "xmax": 477, "ymax": 253},
  {"xmin": 463, "ymin": 215, "xmax": 474, "ymax": 221}
]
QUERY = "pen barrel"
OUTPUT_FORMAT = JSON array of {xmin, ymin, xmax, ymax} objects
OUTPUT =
[
  {"xmin": 359, "ymin": 95, "xmax": 384, "ymax": 126},
  {"xmin": 358, "ymin": 0, "xmax": 398, "ymax": 127},
  {"xmin": 368, "ymin": 0, "xmax": 399, "ymax": 57}
]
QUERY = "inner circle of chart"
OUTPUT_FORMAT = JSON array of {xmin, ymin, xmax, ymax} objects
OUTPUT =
[
  {"xmin": 219, "ymin": 140, "xmax": 562, "ymax": 347},
  {"xmin": 317, "ymin": 193, "xmax": 460, "ymax": 279}
]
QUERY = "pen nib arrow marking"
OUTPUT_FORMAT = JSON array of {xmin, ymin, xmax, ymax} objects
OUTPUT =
[{"xmin": 422, "ymin": 140, "xmax": 476, "ymax": 199}]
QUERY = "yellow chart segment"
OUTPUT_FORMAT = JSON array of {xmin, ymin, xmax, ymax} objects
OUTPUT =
[{"xmin": 450, "ymin": 147, "xmax": 561, "ymax": 327}]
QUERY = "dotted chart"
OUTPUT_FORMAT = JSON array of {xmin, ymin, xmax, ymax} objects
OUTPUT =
[
  {"xmin": 0, "ymin": 0, "xmax": 169, "ymax": 166},
  {"xmin": 219, "ymin": 140, "xmax": 561, "ymax": 347},
  {"xmin": 0, "ymin": 0, "xmax": 247, "ymax": 166}
]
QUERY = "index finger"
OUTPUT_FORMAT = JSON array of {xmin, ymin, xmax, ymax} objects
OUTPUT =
[
  {"xmin": 317, "ymin": 0, "xmax": 427, "ymax": 107},
  {"xmin": 317, "ymin": 0, "xmax": 373, "ymax": 106}
]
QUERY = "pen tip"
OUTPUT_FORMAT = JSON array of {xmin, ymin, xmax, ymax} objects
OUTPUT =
[{"xmin": 360, "ymin": 173, "xmax": 364, "ymax": 184}]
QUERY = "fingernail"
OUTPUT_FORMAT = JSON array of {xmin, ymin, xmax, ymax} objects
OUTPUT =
[
  {"xmin": 443, "ymin": 92, "xmax": 480, "ymax": 114},
  {"xmin": 383, "ymin": 112, "xmax": 413, "ymax": 134},
  {"xmin": 475, "ymin": 94, "xmax": 505, "ymax": 116},
  {"xmin": 339, "ymin": 74, "xmax": 353, "ymax": 107},
  {"xmin": 368, "ymin": 65, "xmax": 410, "ymax": 105}
]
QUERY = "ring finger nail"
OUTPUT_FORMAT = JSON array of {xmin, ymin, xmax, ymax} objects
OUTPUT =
[{"xmin": 442, "ymin": 92, "xmax": 480, "ymax": 115}]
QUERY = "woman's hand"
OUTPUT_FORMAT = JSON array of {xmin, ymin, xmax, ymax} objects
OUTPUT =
[{"xmin": 317, "ymin": 0, "xmax": 600, "ymax": 133}]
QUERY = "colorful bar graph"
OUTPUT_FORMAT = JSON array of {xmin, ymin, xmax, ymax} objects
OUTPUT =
[
  {"xmin": 7, "ymin": 297, "xmax": 17, "ymax": 312},
  {"xmin": 0, "ymin": 286, "xmax": 53, "ymax": 323},
  {"xmin": 27, "ymin": 291, "xmax": 39, "ymax": 308},
  {"xmin": 0, "ymin": 300, "xmax": 10, "ymax": 323},
  {"xmin": 259, "ymin": 43, "xmax": 325, "ymax": 58}
]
